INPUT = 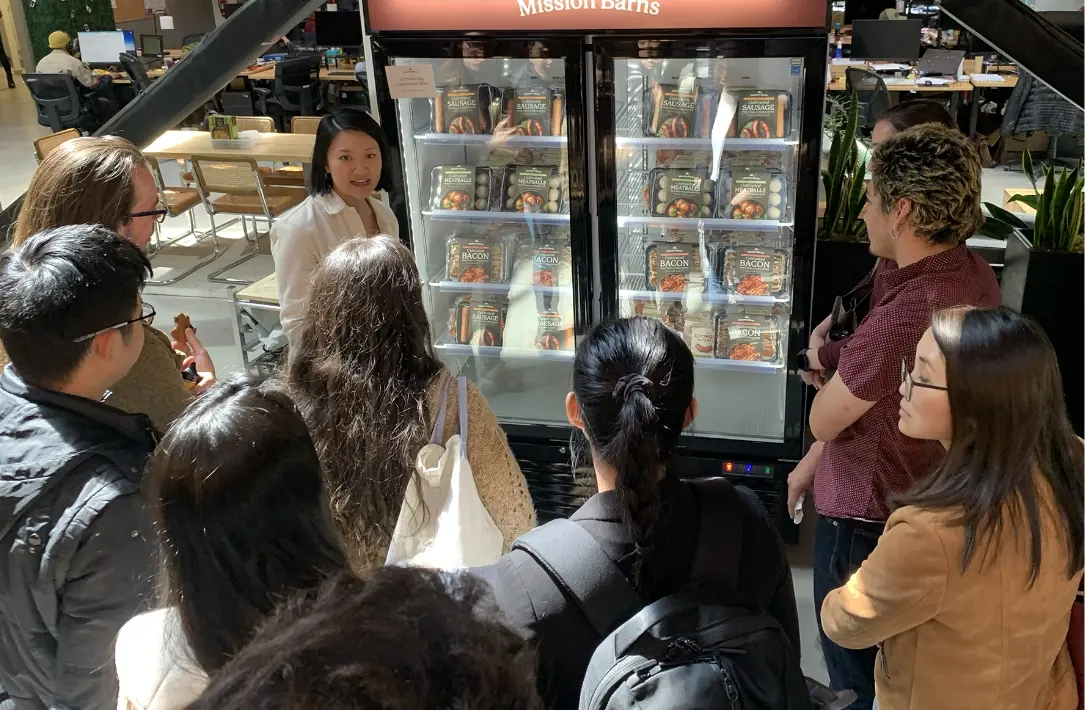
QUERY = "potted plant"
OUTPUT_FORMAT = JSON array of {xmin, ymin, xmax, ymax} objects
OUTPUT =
[
  {"xmin": 981, "ymin": 152, "xmax": 1083, "ymax": 434},
  {"xmin": 812, "ymin": 88, "xmax": 875, "ymax": 328}
]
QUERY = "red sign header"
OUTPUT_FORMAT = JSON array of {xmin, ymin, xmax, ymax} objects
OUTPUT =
[{"xmin": 368, "ymin": 0, "xmax": 828, "ymax": 32}]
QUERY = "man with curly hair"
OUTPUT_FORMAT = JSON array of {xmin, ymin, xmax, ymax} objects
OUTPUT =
[{"xmin": 790, "ymin": 123, "xmax": 1001, "ymax": 709}]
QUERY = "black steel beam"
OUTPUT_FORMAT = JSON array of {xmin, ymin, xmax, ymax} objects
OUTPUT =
[{"xmin": 940, "ymin": 0, "xmax": 1083, "ymax": 110}]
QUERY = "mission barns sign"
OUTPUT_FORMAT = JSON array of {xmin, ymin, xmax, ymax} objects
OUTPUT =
[{"xmin": 367, "ymin": 0, "xmax": 827, "ymax": 31}]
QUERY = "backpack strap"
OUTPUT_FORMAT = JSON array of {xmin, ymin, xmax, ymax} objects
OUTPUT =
[
  {"xmin": 513, "ymin": 519, "xmax": 643, "ymax": 638},
  {"xmin": 687, "ymin": 477, "xmax": 744, "ymax": 588}
]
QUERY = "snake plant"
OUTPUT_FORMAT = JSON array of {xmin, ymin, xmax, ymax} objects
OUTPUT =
[
  {"xmin": 821, "ymin": 88, "xmax": 870, "ymax": 242},
  {"xmin": 980, "ymin": 151, "xmax": 1084, "ymax": 253}
]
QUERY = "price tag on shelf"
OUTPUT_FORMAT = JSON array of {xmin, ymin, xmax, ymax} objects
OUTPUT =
[{"xmin": 385, "ymin": 64, "xmax": 437, "ymax": 100}]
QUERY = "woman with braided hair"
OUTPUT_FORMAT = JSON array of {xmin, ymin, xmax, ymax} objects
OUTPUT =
[{"xmin": 474, "ymin": 317, "xmax": 800, "ymax": 709}]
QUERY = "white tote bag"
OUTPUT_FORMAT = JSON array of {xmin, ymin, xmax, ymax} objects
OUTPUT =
[{"xmin": 385, "ymin": 376, "xmax": 504, "ymax": 570}]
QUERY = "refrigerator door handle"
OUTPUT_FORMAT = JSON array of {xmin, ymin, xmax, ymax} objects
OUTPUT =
[{"xmin": 584, "ymin": 47, "xmax": 603, "ymax": 325}]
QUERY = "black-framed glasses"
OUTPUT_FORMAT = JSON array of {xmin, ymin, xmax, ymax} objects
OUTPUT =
[
  {"xmin": 126, "ymin": 206, "xmax": 168, "ymax": 224},
  {"xmin": 900, "ymin": 358, "xmax": 948, "ymax": 402},
  {"xmin": 72, "ymin": 303, "xmax": 156, "ymax": 343}
]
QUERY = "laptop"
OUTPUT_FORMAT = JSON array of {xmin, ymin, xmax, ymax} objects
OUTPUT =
[{"xmin": 918, "ymin": 49, "xmax": 965, "ymax": 77}]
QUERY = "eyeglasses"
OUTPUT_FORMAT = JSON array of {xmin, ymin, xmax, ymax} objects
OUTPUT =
[
  {"xmin": 72, "ymin": 302, "xmax": 156, "ymax": 343},
  {"xmin": 900, "ymin": 358, "xmax": 948, "ymax": 402},
  {"xmin": 126, "ymin": 205, "xmax": 169, "ymax": 224}
]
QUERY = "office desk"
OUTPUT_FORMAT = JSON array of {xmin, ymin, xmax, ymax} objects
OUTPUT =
[
  {"xmin": 102, "ymin": 67, "xmax": 167, "ymax": 85},
  {"xmin": 143, "ymin": 130, "xmax": 316, "ymax": 162},
  {"xmin": 245, "ymin": 65, "xmax": 359, "ymax": 82},
  {"xmin": 232, "ymin": 272, "xmax": 284, "ymax": 374},
  {"xmin": 968, "ymin": 74, "xmax": 1019, "ymax": 138},
  {"xmin": 828, "ymin": 77, "xmax": 973, "ymax": 93}
]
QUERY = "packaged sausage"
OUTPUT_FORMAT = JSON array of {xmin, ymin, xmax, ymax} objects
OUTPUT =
[
  {"xmin": 645, "ymin": 82, "xmax": 702, "ymax": 138},
  {"xmin": 501, "ymin": 86, "xmax": 557, "ymax": 136},
  {"xmin": 455, "ymin": 299, "xmax": 505, "ymax": 347},
  {"xmin": 501, "ymin": 165, "xmax": 564, "ymax": 213},
  {"xmin": 713, "ymin": 311, "xmax": 781, "ymax": 363},
  {"xmin": 720, "ymin": 246, "xmax": 789, "ymax": 296},
  {"xmin": 647, "ymin": 169, "xmax": 716, "ymax": 219},
  {"xmin": 728, "ymin": 91, "xmax": 790, "ymax": 139},
  {"xmin": 535, "ymin": 310, "xmax": 573, "ymax": 351},
  {"xmin": 434, "ymin": 84, "xmax": 494, "ymax": 134},
  {"xmin": 645, "ymin": 242, "xmax": 695, "ymax": 293},
  {"xmin": 446, "ymin": 235, "xmax": 506, "ymax": 283},
  {"xmin": 726, "ymin": 172, "xmax": 786, "ymax": 221},
  {"xmin": 430, "ymin": 165, "xmax": 493, "ymax": 211},
  {"xmin": 684, "ymin": 311, "xmax": 716, "ymax": 359}
]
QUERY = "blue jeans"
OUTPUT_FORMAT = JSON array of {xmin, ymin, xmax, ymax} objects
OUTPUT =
[{"xmin": 813, "ymin": 516, "xmax": 884, "ymax": 710}]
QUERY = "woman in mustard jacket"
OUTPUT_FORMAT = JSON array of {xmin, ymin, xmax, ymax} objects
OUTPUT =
[{"xmin": 821, "ymin": 306, "xmax": 1083, "ymax": 710}]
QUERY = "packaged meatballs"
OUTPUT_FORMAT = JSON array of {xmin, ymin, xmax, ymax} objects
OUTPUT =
[
  {"xmin": 501, "ymin": 165, "xmax": 564, "ymax": 213},
  {"xmin": 645, "ymin": 82, "xmax": 702, "ymax": 138},
  {"xmin": 728, "ymin": 91, "xmax": 790, "ymax": 139},
  {"xmin": 430, "ymin": 165, "xmax": 493, "ymax": 211},
  {"xmin": 535, "ymin": 310, "xmax": 573, "ymax": 351},
  {"xmin": 645, "ymin": 242, "xmax": 695, "ymax": 293},
  {"xmin": 455, "ymin": 300, "xmax": 505, "ymax": 347},
  {"xmin": 500, "ymin": 86, "xmax": 561, "ymax": 136},
  {"xmin": 720, "ymin": 246, "xmax": 789, "ymax": 297},
  {"xmin": 446, "ymin": 235, "xmax": 506, "ymax": 283},
  {"xmin": 713, "ymin": 310, "xmax": 781, "ymax": 363},
  {"xmin": 434, "ymin": 84, "xmax": 494, "ymax": 134},
  {"xmin": 647, "ymin": 169, "xmax": 716, "ymax": 219},
  {"xmin": 727, "ymin": 172, "xmax": 786, "ymax": 221}
]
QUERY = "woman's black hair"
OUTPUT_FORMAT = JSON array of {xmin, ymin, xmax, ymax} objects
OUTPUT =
[
  {"xmin": 185, "ymin": 568, "xmax": 544, "ymax": 710},
  {"xmin": 896, "ymin": 307, "xmax": 1084, "ymax": 585},
  {"xmin": 572, "ymin": 317, "xmax": 695, "ymax": 585},
  {"xmin": 147, "ymin": 372, "xmax": 348, "ymax": 674},
  {"xmin": 308, "ymin": 108, "xmax": 394, "ymax": 196}
]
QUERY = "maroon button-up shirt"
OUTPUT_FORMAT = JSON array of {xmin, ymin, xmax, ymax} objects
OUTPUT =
[{"xmin": 813, "ymin": 245, "xmax": 1001, "ymax": 521}]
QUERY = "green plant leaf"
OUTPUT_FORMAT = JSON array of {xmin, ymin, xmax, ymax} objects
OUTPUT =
[
  {"xmin": 976, "ymin": 218, "xmax": 1016, "ymax": 238},
  {"xmin": 1050, "ymin": 164, "xmax": 1079, "ymax": 251},
  {"xmin": 1007, "ymin": 193, "xmax": 1039, "ymax": 210},
  {"xmin": 1023, "ymin": 150, "xmax": 1037, "ymax": 190},
  {"xmin": 984, "ymin": 202, "xmax": 1029, "ymax": 229},
  {"xmin": 844, "ymin": 155, "xmax": 868, "ymax": 229}
]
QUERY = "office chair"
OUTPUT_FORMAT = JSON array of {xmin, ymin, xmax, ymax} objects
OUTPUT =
[
  {"xmin": 1000, "ymin": 70, "xmax": 1084, "ymax": 168},
  {"xmin": 23, "ymin": 74, "xmax": 100, "ymax": 133},
  {"xmin": 118, "ymin": 53, "xmax": 152, "ymax": 93},
  {"xmin": 32, "ymin": 128, "xmax": 81, "ymax": 163},
  {"xmin": 254, "ymin": 55, "xmax": 323, "ymax": 131},
  {"xmin": 181, "ymin": 33, "xmax": 207, "ymax": 50},
  {"xmin": 846, "ymin": 68, "xmax": 893, "ymax": 135},
  {"xmin": 220, "ymin": 91, "xmax": 256, "ymax": 116},
  {"xmin": 145, "ymin": 160, "xmax": 221, "ymax": 286}
]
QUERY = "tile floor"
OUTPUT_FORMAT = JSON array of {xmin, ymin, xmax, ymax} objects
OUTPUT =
[{"xmin": 0, "ymin": 79, "xmax": 1036, "ymax": 684}]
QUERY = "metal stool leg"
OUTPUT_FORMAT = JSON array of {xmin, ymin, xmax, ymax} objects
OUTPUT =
[
  {"xmin": 207, "ymin": 212, "xmax": 268, "ymax": 286},
  {"xmin": 147, "ymin": 209, "xmax": 223, "ymax": 287}
]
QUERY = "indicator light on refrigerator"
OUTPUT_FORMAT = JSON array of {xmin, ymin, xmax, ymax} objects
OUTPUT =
[{"xmin": 724, "ymin": 462, "xmax": 733, "ymax": 472}]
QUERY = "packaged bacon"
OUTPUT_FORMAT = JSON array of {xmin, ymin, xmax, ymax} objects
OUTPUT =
[{"xmin": 713, "ymin": 310, "xmax": 782, "ymax": 363}]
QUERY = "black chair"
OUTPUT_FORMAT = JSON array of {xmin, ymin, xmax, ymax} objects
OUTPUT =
[
  {"xmin": 181, "ymin": 33, "xmax": 207, "ymax": 49},
  {"xmin": 118, "ymin": 53, "xmax": 152, "ymax": 93},
  {"xmin": 845, "ymin": 68, "xmax": 892, "ymax": 135},
  {"xmin": 254, "ymin": 55, "xmax": 323, "ymax": 131},
  {"xmin": 22, "ymin": 73, "xmax": 99, "ymax": 132}
]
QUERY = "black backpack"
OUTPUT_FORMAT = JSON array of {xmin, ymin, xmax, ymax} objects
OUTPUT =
[{"xmin": 513, "ymin": 478, "xmax": 814, "ymax": 710}]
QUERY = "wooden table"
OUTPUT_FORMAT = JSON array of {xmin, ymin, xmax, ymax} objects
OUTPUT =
[
  {"xmin": 236, "ymin": 272, "xmax": 280, "ymax": 307},
  {"xmin": 232, "ymin": 272, "xmax": 283, "ymax": 374},
  {"xmin": 104, "ymin": 67, "xmax": 167, "ymax": 85},
  {"xmin": 245, "ymin": 65, "xmax": 360, "ymax": 83},
  {"xmin": 828, "ymin": 77, "xmax": 973, "ymax": 93},
  {"xmin": 143, "ymin": 130, "xmax": 316, "ymax": 162},
  {"xmin": 968, "ymin": 74, "xmax": 1019, "ymax": 138}
]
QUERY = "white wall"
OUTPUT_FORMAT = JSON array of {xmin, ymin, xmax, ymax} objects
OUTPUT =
[{"xmin": 1030, "ymin": 0, "xmax": 1083, "ymax": 9}]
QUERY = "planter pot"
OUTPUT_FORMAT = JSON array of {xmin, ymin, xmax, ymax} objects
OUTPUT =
[
  {"xmin": 811, "ymin": 238, "xmax": 877, "ymax": 329},
  {"xmin": 1001, "ymin": 228, "xmax": 1084, "ymax": 435}
]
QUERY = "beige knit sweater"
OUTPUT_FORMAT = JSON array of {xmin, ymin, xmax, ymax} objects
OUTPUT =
[
  {"xmin": 423, "ymin": 374, "xmax": 538, "ymax": 555},
  {"xmin": 0, "ymin": 324, "xmax": 190, "ymax": 434}
]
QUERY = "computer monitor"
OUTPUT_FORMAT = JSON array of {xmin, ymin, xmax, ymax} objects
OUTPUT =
[
  {"xmin": 77, "ymin": 31, "xmax": 128, "ymax": 65},
  {"xmin": 314, "ymin": 11, "xmax": 363, "ymax": 49},
  {"xmin": 122, "ymin": 29, "xmax": 136, "ymax": 53},
  {"xmin": 851, "ymin": 19, "xmax": 924, "ymax": 61},
  {"xmin": 140, "ymin": 34, "xmax": 164, "ymax": 58}
]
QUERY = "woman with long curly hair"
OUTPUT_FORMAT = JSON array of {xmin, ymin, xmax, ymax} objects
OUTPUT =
[{"xmin": 287, "ymin": 234, "xmax": 536, "ymax": 569}]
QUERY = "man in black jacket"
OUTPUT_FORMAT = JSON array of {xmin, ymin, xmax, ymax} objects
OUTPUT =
[{"xmin": 0, "ymin": 225, "xmax": 158, "ymax": 710}]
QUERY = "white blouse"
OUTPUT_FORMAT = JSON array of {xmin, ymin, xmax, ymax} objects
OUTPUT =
[
  {"xmin": 115, "ymin": 608, "xmax": 207, "ymax": 710},
  {"xmin": 270, "ymin": 191, "xmax": 400, "ymax": 346}
]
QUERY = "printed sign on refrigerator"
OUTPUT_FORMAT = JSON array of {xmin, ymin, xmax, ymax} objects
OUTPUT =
[{"xmin": 385, "ymin": 64, "xmax": 438, "ymax": 99}]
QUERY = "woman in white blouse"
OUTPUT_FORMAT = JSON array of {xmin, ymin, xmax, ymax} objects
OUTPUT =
[{"xmin": 271, "ymin": 109, "xmax": 400, "ymax": 345}]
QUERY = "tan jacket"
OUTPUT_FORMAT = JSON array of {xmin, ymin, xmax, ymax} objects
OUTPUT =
[
  {"xmin": 821, "ymin": 494, "xmax": 1082, "ymax": 710},
  {"xmin": 0, "ymin": 325, "xmax": 190, "ymax": 434},
  {"xmin": 36, "ymin": 49, "xmax": 97, "ymax": 88}
]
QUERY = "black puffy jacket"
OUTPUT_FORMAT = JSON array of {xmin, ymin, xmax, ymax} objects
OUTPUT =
[{"xmin": 0, "ymin": 366, "xmax": 158, "ymax": 710}]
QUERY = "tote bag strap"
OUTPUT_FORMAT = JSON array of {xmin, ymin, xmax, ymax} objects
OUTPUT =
[
  {"xmin": 428, "ymin": 374, "xmax": 452, "ymax": 445},
  {"xmin": 457, "ymin": 376, "xmax": 469, "ymax": 456}
]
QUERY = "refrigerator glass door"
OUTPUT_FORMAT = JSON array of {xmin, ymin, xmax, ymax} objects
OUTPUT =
[
  {"xmin": 389, "ymin": 56, "xmax": 575, "ymax": 428},
  {"xmin": 612, "ymin": 56, "xmax": 805, "ymax": 442}
]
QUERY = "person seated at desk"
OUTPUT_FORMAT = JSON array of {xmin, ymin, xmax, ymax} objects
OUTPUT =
[{"xmin": 36, "ymin": 31, "xmax": 118, "ymax": 117}]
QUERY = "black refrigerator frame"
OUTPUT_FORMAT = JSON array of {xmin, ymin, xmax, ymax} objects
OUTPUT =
[{"xmin": 367, "ymin": 25, "xmax": 829, "ymax": 537}]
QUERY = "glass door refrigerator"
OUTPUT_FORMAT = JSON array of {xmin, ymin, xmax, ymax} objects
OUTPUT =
[{"xmin": 364, "ymin": 1, "xmax": 828, "ymax": 536}]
